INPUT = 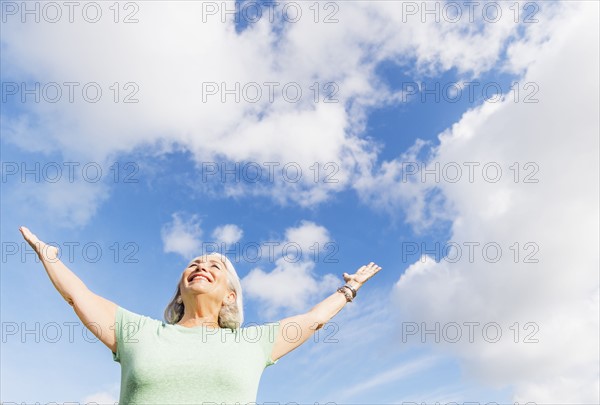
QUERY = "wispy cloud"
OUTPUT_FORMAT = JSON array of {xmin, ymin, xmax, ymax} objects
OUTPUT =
[
  {"xmin": 161, "ymin": 212, "xmax": 203, "ymax": 258},
  {"xmin": 338, "ymin": 355, "xmax": 438, "ymax": 400}
]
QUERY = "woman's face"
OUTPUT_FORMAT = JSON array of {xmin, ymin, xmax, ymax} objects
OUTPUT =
[{"xmin": 179, "ymin": 255, "xmax": 233, "ymax": 302}]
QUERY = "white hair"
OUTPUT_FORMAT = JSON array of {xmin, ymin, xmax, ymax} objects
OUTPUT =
[{"xmin": 164, "ymin": 253, "xmax": 244, "ymax": 330}]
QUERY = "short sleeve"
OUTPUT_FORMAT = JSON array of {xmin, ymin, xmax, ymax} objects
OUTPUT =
[
  {"xmin": 259, "ymin": 322, "xmax": 280, "ymax": 367},
  {"xmin": 112, "ymin": 305, "xmax": 149, "ymax": 363}
]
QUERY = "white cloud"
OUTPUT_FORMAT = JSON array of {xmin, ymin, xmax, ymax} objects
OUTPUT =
[
  {"xmin": 1, "ymin": 1, "xmax": 543, "ymax": 215},
  {"xmin": 211, "ymin": 224, "xmax": 244, "ymax": 245},
  {"xmin": 243, "ymin": 221, "xmax": 339, "ymax": 315},
  {"xmin": 3, "ymin": 172, "xmax": 110, "ymax": 229},
  {"xmin": 363, "ymin": 2, "xmax": 600, "ymax": 402},
  {"xmin": 337, "ymin": 355, "xmax": 438, "ymax": 400},
  {"xmin": 242, "ymin": 261, "xmax": 340, "ymax": 316},
  {"xmin": 283, "ymin": 220, "xmax": 331, "ymax": 254},
  {"xmin": 160, "ymin": 212, "xmax": 203, "ymax": 259},
  {"xmin": 352, "ymin": 137, "xmax": 456, "ymax": 232}
]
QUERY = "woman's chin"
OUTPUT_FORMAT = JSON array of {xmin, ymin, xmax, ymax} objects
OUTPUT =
[{"xmin": 188, "ymin": 283, "xmax": 212, "ymax": 292}]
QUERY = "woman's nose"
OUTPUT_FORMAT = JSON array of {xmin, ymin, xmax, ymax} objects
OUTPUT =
[{"xmin": 198, "ymin": 262, "xmax": 211, "ymax": 273}]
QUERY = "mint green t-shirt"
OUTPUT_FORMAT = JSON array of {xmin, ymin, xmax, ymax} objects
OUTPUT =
[{"xmin": 111, "ymin": 306, "xmax": 280, "ymax": 405}]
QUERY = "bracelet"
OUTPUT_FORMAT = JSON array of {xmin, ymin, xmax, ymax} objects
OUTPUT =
[
  {"xmin": 337, "ymin": 286, "xmax": 354, "ymax": 303},
  {"xmin": 343, "ymin": 283, "xmax": 357, "ymax": 298}
]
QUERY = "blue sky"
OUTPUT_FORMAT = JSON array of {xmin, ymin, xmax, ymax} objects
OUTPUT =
[{"xmin": 1, "ymin": 1, "xmax": 599, "ymax": 404}]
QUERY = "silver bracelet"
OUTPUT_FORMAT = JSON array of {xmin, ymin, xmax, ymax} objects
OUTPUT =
[
  {"xmin": 343, "ymin": 283, "xmax": 357, "ymax": 298},
  {"xmin": 337, "ymin": 286, "xmax": 354, "ymax": 302}
]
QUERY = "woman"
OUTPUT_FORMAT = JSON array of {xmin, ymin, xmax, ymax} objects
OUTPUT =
[{"xmin": 19, "ymin": 226, "xmax": 382, "ymax": 404}]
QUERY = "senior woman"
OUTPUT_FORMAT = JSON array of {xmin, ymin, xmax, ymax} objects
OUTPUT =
[{"xmin": 19, "ymin": 226, "xmax": 382, "ymax": 404}]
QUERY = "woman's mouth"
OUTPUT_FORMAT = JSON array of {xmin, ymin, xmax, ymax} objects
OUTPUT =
[{"xmin": 189, "ymin": 273, "xmax": 211, "ymax": 283}]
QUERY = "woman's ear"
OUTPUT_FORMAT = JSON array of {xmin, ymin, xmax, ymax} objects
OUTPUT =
[{"xmin": 228, "ymin": 291, "xmax": 236, "ymax": 304}]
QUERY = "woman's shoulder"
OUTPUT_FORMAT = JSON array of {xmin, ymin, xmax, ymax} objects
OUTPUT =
[{"xmin": 115, "ymin": 305, "xmax": 164, "ymax": 328}]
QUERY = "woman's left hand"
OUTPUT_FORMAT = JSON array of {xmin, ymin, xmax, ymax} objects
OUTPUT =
[{"xmin": 343, "ymin": 262, "xmax": 382, "ymax": 289}]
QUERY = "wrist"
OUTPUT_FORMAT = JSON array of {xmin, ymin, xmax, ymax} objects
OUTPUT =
[
  {"xmin": 345, "ymin": 281, "xmax": 362, "ymax": 291},
  {"xmin": 37, "ymin": 243, "xmax": 58, "ymax": 262},
  {"xmin": 32, "ymin": 241, "xmax": 45, "ymax": 255},
  {"xmin": 337, "ymin": 285, "xmax": 354, "ymax": 302}
]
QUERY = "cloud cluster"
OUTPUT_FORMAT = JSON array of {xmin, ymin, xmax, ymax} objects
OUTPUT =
[
  {"xmin": 2, "ymin": 1, "xmax": 541, "ymax": 219},
  {"xmin": 382, "ymin": 2, "xmax": 599, "ymax": 402}
]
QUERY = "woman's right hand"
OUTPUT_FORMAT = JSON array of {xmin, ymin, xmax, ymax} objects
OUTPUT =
[
  {"xmin": 19, "ymin": 226, "xmax": 59, "ymax": 261},
  {"xmin": 19, "ymin": 226, "xmax": 118, "ymax": 353}
]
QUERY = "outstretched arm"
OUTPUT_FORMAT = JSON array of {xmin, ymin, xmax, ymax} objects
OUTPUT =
[
  {"xmin": 19, "ymin": 226, "xmax": 118, "ymax": 353},
  {"xmin": 270, "ymin": 262, "xmax": 382, "ymax": 362}
]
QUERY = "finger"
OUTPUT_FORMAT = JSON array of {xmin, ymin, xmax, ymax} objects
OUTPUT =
[
  {"xmin": 20, "ymin": 229, "xmax": 30, "ymax": 240},
  {"xmin": 22, "ymin": 229, "xmax": 34, "ymax": 241}
]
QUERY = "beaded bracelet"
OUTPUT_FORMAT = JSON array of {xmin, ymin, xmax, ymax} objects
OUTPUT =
[
  {"xmin": 337, "ymin": 286, "xmax": 354, "ymax": 302},
  {"xmin": 343, "ymin": 283, "xmax": 357, "ymax": 298}
]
